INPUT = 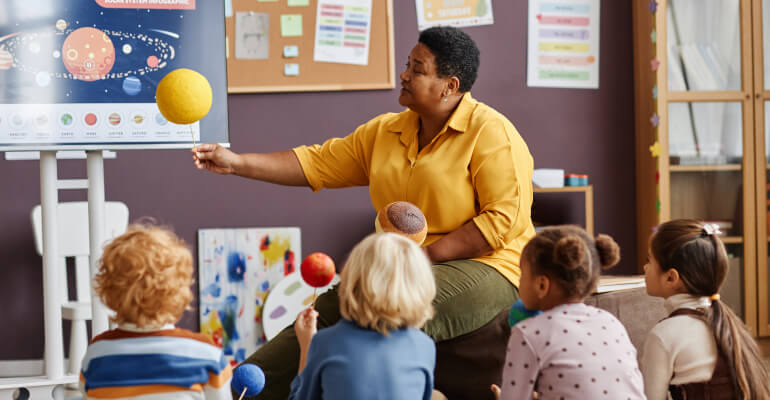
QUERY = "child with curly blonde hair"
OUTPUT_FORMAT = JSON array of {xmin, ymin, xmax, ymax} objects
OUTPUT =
[
  {"xmin": 79, "ymin": 223, "xmax": 232, "ymax": 399},
  {"xmin": 494, "ymin": 225, "xmax": 645, "ymax": 400}
]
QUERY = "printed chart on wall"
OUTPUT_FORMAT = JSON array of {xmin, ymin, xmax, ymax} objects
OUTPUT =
[
  {"xmin": 314, "ymin": 0, "xmax": 372, "ymax": 65},
  {"xmin": 198, "ymin": 227, "xmax": 300, "ymax": 364},
  {"xmin": 526, "ymin": 0, "xmax": 600, "ymax": 89},
  {"xmin": 0, "ymin": 0, "xmax": 229, "ymax": 150},
  {"xmin": 416, "ymin": 0, "xmax": 494, "ymax": 31}
]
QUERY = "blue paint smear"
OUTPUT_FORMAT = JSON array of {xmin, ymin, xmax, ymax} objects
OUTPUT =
[
  {"xmin": 218, "ymin": 295, "xmax": 241, "ymax": 355},
  {"xmin": 227, "ymin": 251, "xmax": 246, "ymax": 283},
  {"xmin": 235, "ymin": 348, "xmax": 246, "ymax": 363},
  {"xmin": 201, "ymin": 282, "xmax": 221, "ymax": 298},
  {"xmin": 261, "ymin": 281, "xmax": 269, "ymax": 292}
]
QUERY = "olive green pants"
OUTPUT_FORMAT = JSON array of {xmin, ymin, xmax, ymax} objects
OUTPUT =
[{"xmin": 238, "ymin": 259, "xmax": 519, "ymax": 399}]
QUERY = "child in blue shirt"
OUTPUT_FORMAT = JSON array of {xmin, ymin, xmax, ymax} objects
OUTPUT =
[{"xmin": 289, "ymin": 232, "xmax": 437, "ymax": 400}]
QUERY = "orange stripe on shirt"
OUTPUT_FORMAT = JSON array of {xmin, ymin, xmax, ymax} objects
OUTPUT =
[
  {"xmin": 86, "ymin": 383, "xmax": 204, "ymax": 398},
  {"xmin": 91, "ymin": 328, "xmax": 216, "ymax": 347},
  {"xmin": 207, "ymin": 365, "xmax": 233, "ymax": 388}
]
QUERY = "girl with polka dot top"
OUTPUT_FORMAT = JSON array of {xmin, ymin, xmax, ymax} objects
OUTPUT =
[{"xmin": 493, "ymin": 225, "xmax": 646, "ymax": 400}]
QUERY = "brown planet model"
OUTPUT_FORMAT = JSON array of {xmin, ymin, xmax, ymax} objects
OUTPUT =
[{"xmin": 375, "ymin": 201, "xmax": 428, "ymax": 244}]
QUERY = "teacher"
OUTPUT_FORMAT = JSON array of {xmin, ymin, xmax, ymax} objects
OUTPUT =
[{"xmin": 193, "ymin": 26, "xmax": 535, "ymax": 400}]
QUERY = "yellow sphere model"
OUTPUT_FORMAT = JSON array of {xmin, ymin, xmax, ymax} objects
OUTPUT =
[{"xmin": 155, "ymin": 68, "xmax": 212, "ymax": 125}]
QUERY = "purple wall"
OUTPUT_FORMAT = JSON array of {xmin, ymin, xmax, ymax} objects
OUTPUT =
[{"xmin": 0, "ymin": 1, "xmax": 635, "ymax": 359}]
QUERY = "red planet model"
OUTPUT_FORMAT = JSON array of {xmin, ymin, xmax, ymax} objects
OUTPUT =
[{"xmin": 300, "ymin": 252, "xmax": 336, "ymax": 288}]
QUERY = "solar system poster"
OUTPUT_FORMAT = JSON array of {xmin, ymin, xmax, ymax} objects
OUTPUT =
[{"xmin": 0, "ymin": 0, "xmax": 229, "ymax": 151}]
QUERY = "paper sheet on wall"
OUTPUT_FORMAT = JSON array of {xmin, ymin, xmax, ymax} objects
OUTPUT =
[
  {"xmin": 415, "ymin": 0, "xmax": 494, "ymax": 31},
  {"xmin": 526, "ymin": 0, "xmax": 600, "ymax": 89},
  {"xmin": 235, "ymin": 12, "xmax": 269, "ymax": 59},
  {"xmin": 313, "ymin": 0, "xmax": 372, "ymax": 65}
]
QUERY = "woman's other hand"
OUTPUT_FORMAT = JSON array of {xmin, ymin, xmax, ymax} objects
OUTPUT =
[{"xmin": 192, "ymin": 143, "xmax": 240, "ymax": 175}]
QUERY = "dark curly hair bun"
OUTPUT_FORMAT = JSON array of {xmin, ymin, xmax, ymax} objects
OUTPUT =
[
  {"xmin": 595, "ymin": 234, "xmax": 620, "ymax": 269},
  {"xmin": 553, "ymin": 236, "xmax": 588, "ymax": 271}
]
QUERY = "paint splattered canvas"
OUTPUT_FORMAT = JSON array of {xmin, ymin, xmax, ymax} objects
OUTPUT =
[{"xmin": 198, "ymin": 227, "xmax": 300, "ymax": 365}]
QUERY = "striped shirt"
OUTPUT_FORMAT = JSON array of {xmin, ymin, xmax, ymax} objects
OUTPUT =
[{"xmin": 80, "ymin": 324, "xmax": 232, "ymax": 400}]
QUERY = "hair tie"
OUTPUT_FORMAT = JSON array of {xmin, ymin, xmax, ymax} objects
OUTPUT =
[
  {"xmin": 702, "ymin": 224, "xmax": 721, "ymax": 237},
  {"xmin": 709, "ymin": 294, "xmax": 720, "ymax": 301}
]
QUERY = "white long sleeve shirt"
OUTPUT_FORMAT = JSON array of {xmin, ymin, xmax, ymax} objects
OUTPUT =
[{"xmin": 640, "ymin": 294, "xmax": 717, "ymax": 400}]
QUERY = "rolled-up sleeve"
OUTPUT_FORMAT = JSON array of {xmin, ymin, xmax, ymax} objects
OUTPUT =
[
  {"xmin": 470, "ymin": 120, "xmax": 534, "ymax": 250},
  {"xmin": 292, "ymin": 120, "xmax": 377, "ymax": 192}
]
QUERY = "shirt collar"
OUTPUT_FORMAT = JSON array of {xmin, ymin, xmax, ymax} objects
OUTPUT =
[
  {"xmin": 118, "ymin": 322, "xmax": 176, "ymax": 333},
  {"xmin": 664, "ymin": 293, "xmax": 711, "ymax": 314},
  {"xmin": 387, "ymin": 92, "xmax": 476, "ymax": 146},
  {"xmin": 447, "ymin": 92, "xmax": 475, "ymax": 133}
]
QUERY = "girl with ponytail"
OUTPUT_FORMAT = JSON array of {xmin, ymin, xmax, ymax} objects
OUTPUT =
[
  {"xmin": 641, "ymin": 219, "xmax": 770, "ymax": 400},
  {"xmin": 493, "ymin": 225, "xmax": 645, "ymax": 400}
]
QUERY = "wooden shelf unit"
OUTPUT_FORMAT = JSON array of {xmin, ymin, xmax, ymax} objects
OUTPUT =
[
  {"xmin": 533, "ymin": 185, "xmax": 594, "ymax": 236},
  {"xmin": 669, "ymin": 164, "xmax": 743, "ymax": 172},
  {"xmin": 633, "ymin": 0, "xmax": 762, "ymax": 335}
]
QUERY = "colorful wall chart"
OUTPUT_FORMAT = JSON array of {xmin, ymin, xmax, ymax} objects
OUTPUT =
[
  {"xmin": 526, "ymin": 0, "xmax": 600, "ymax": 89},
  {"xmin": 415, "ymin": 0, "xmax": 494, "ymax": 31},
  {"xmin": 313, "ymin": 0, "xmax": 372, "ymax": 66},
  {"xmin": 198, "ymin": 227, "xmax": 300, "ymax": 365}
]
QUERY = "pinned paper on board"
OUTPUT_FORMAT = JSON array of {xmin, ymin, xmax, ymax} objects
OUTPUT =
[
  {"xmin": 284, "ymin": 63, "xmax": 300, "ymax": 76},
  {"xmin": 289, "ymin": 0, "xmax": 310, "ymax": 6},
  {"xmin": 198, "ymin": 227, "xmax": 301, "ymax": 364},
  {"xmin": 281, "ymin": 14, "xmax": 303, "ymax": 37},
  {"xmin": 526, "ymin": 0, "xmax": 601, "ymax": 89},
  {"xmin": 283, "ymin": 45, "xmax": 299, "ymax": 58},
  {"xmin": 235, "ymin": 12, "xmax": 269, "ymax": 60},
  {"xmin": 415, "ymin": 0, "xmax": 494, "ymax": 31},
  {"xmin": 313, "ymin": 0, "xmax": 372, "ymax": 66}
]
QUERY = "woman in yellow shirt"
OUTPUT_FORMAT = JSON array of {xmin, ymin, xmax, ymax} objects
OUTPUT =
[{"xmin": 193, "ymin": 26, "xmax": 535, "ymax": 400}]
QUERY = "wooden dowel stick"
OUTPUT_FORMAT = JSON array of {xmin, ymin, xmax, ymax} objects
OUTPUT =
[{"xmin": 311, "ymin": 288, "xmax": 318, "ymax": 308}]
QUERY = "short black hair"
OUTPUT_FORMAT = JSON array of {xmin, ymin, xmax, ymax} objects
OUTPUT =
[{"xmin": 418, "ymin": 26, "xmax": 480, "ymax": 92}]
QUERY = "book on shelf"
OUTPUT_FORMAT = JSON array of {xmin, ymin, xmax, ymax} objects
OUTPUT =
[{"xmin": 595, "ymin": 275, "xmax": 646, "ymax": 294}]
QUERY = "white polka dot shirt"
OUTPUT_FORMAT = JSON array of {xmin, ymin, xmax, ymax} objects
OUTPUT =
[{"xmin": 501, "ymin": 303, "xmax": 646, "ymax": 400}]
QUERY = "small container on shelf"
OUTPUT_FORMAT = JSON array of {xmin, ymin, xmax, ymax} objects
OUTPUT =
[
  {"xmin": 532, "ymin": 169, "xmax": 564, "ymax": 188},
  {"xmin": 565, "ymin": 173, "xmax": 589, "ymax": 187}
]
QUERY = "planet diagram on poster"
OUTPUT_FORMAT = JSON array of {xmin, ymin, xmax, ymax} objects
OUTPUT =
[{"xmin": 0, "ymin": 16, "xmax": 179, "ymax": 96}]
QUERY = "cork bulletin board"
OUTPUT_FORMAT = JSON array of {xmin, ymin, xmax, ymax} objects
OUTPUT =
[{"xmin": 225, "ymin": 0, "xmax": 394, "ymax": 93}]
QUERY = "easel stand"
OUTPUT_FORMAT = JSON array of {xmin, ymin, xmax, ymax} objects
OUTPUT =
[{"xmin": 0, "ymin": 150, "xmax": 111, "ymax": 399}]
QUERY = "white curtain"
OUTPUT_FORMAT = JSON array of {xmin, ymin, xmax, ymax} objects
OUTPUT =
[{"xmin": 667, "ymin": 0, "xmax": 742, "ymax": 161}]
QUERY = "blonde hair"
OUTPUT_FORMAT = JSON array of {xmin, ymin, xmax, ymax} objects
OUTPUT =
[
  {"xmin": 95, "ymin": 223, "xmax": 193, "ymax": 328},
  {"xmin": 338, "ymin": 233, "xmax": 435, "ymax": 335}
]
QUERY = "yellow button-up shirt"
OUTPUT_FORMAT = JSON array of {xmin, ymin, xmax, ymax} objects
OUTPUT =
[{"xmin": 293, "ymin": 93, "xmax": 534, "ymax": 286}]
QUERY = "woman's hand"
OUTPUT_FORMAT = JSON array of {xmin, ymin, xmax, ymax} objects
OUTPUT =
[
  {"xmin": 192, "ymin": 143, "xmax": 241, "ymax": 175},
  {"xmin": 294, "ymin": 308, "xmax": 318, "ymax": 351}
]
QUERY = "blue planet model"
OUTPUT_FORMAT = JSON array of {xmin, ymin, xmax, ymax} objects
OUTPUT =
[{"xmin": 122, "ymin": 76, "xmax": 142, "ymax": 96}]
